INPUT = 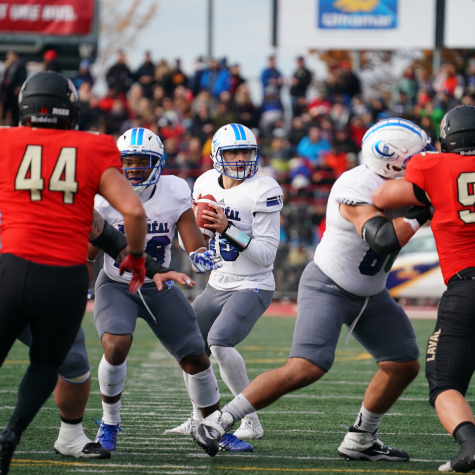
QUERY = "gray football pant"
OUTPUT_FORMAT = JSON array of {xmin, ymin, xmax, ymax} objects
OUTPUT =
[
  {"xmin": 94, "ymin": 270, "xmax": 205, "ymax": 362},
  {"xmin": 192, "ymin": 284, "xmax": 273, "ymax": 355},
  {"xmin": 289, "ymin": 262, "xmax": 420, "ymax": 372}
]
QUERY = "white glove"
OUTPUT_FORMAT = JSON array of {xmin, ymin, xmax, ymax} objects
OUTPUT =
[{"xmin": 189, "ymin": 250, "xmax": 223, "ymax": 274}]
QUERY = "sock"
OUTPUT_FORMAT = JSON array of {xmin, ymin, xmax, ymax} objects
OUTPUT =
[
  {"xmin": 454, "ymin": 422, "xmax": 475, "ymax": 444},
  {"xmin": 222, "ymin": 393, "xmax": 256, "ymax": 424},
  {"xmin": 211, "ymin": 346, "xmax": 258, "ymax": 420},
  {"xmin": 58, "ymin": 419, "xmax": 90, "ymax": 445},
  {"xmin": 182, "ymin": 371, "xmax": 202, "ymax": 421},
  {"xmin": 8, "ymin": 362, "xmax": 58, "ymax": 437},
  {"xmin": 352, "ymin": 403, "xmax": 384, "ymax": 434},
  {"xmin": 102, "ymin": 400, "xmax": 121, "ymax": 426},
  {"xmin": 98, "ymin": 355, "xmax": 126, "ymax": 398},
  {"xmin": 187, "ymin": 364, "xmax": 220, "ymax": 408}
]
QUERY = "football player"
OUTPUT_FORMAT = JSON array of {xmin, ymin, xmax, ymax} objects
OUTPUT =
[
  {"xmin": 90, "ymin": 128, "xmax": 250, "ymax": 453},
  {"xmin": 14, "ymin": 209, "xmax": 194, "ymax": 460},
  {"xmin": 0, "ymin": 71, "xmax": 147, "ymax": 474},
  {"xmin": 165, "ymin": 123, "xmax": 283, "ymax": 441},
  {"xmin": 192, "ymin": 119, "xmax": 434, "ymax": 458},
  {"xmin": 372, "ymin": 106, "xmax": 475, "ymax": 473}
]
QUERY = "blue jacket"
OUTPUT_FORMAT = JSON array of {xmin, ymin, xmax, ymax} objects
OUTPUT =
[
  {"xmin": 200, "ymin": 68, "xmax": 230, "ymax": 97},
  {"xmin": 297, "ymin": 136, "xmax": 331, "ymax": 164}
]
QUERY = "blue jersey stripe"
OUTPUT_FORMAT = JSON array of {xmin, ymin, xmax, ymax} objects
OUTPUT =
[
  {"xmin": 230, "ymin": 124, "xmax": 241, "ymax": 141},
  {"xmin": 130, "ymin": 129, "xmax": 137, "ymax": 146},
  {"xmin": 137, "ymin": 128, "xmax": 144, "ymax": 146},
  {"xmin": 267, "ymin": 199, "xmax": 280, "ymax": 207}
]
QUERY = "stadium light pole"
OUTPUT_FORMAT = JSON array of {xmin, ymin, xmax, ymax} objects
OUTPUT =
[
  {"xmin": 207, "ymin": 0, "xmax": 214, "ymax": 61},
  {"xmin": 271, "ymin": 0, "xmax": 278, "ymax": 56},
  {"xmin": 433, "ymin": 0, "xmax": 445, "ymax": 73}
]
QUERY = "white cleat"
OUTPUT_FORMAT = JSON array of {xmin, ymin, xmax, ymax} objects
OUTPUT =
[
  {"xmin": 54, "ymin": 436, "xmax": 110, "ymax": 459},
  {"xmin": 163, "ymin": 417, "xmax": 199, "ymax": 436},
  {"xmin": 438, "ymin": 461, "xmax": 455, "ymax": 472},
  {"xmin": 233, "ymin": 416, "xmax": 264, "ymax": 440}
]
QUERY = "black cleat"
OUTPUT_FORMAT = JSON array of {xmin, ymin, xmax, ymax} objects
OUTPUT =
[
  {"xmin": 0, "ymin": 428, "xmax": 19, "ymax": 474},
  {"xmin": 337, "ymin": 430, "xmax": 409, "ymax": 462}
]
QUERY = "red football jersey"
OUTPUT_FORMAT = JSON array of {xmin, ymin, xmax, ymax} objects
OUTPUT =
[
  {"xmin": 405, "ymin": 151, "xmax": 475, "ymax": 284},
  {"xmin": 0, "ymin": 128, "xmax": 121, "ymax": 266}
]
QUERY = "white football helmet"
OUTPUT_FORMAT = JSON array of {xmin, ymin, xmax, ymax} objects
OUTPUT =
[
  {"xmin": 211, "ymin": 123, "xmax": 259, "ymax": 180},
  {"xmin": 362, "ymin": 119, "xmax": 434, "ymax": 179},
  {"xmin": 117, "ymin": 128, "xmax": 165, "ymax": 193}
]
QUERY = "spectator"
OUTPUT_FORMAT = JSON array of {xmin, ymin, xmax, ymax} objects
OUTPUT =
[
  {"xmin": 199, "ymin": 59, "xmax": 230, "ymax": 97},
  {"xmin": 288, "ymin": 116, "xmax": 307, "ymax": 149},
  {"xmin": 43, "ymin": 50, "xmax": 61, "ymax": 73},
  {"xmin": 135, "ymin": 51, "xmax": 155, "ymax": 98},
  {"xmin": 290, "ymin": 56, "xmax": 313, "ymax": 116},
  {"xmin": 229, "ymin": 64, "xmax": 245, "ymax": 96},
  {"xmin": 261, "ymin": 55, "xmax": 283, "ymax": 97},
  {"xmin": 1, "ymin": 51, "xmax": 27, "ymax": 126},
  {"xmin": 166, "ymin": 59, "xmax": 188, "ymax": 95},
  {"xmin": 393, "ymin": 66, "xmax": 419, "ymax": 104},
  {"xmin": 106, "ymin": 50, "xmax": 133, "ymax": 96},
  {"xmin": 73, "ymin": 60, "xmax": 94, "ymax": 89},
  {"xmin": 297, "ymin": 127, "xmax": 331, "ymax": 164},
  {"xmin": 259, "ymin": 85, "xmax": 284, "ymax": 139},
  {"xmin": 337, "ymin": 61, "xmax": 361, "ymax": 98},
  {"xmin": 233, "ymin": 83, "xmax": 257, "ymax": 129}
]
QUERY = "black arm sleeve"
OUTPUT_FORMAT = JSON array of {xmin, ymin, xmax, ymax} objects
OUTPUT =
[
  {"xmin": 361, "ymin": 216, "xmax": 401, "ymax": 256},
  {"xmin": 145, "ymin": 255, "xmax": 173, "ymax": 279},
  {"xmin": 90, "ymin": 220, "xmax": 173, "ymax": 278},
  {"xmin": 90, "ymin": 220, "xmax": 127, "ymax": 260},
  {"xmin": 413, "ymin": 183, "xmax": 431, "ymax": 205}
]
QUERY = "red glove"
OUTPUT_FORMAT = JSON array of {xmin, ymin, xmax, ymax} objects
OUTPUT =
[{"xmin": 119, "ymin": 253, "xmax": 146, "ymax": 294}]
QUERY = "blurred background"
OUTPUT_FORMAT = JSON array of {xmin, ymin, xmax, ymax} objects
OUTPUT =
[{"xmin": 0, "ymin": 0, "xmax": 470, "ymax": 303}]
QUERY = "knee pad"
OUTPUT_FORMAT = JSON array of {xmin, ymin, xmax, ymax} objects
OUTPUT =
[
  {"xmin": 98, "ymin": 354, "xmax": 127, "ymax": 398},
  {"xmin": 207, "ymin": 324, "xmax": 237, "ymax": 348},
  {"xmin": 187, "ymin": 363, "xmax": 220, "ymax": 408},
  {"xmin": 60, "ymin": 370, "xmax": 91, "ymax": 385}
]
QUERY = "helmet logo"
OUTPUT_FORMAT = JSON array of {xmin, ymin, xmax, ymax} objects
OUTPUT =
[
  {"xmin": 373, "ymin": 140, "xmax": 397, "ymax": 161},
  {"xmin": 212, "ymin": 131, "xmax": 221, "ymax": 149},
  {"xmin": 440, "ymin": 115, "xmax": 447, "ymax": 138}
]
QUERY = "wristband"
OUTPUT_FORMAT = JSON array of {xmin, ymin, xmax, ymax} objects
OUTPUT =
[
  {"xmin": 145, "ymin": 255, "xmax": 174, "ymax": 279},
  {"xmin": 90, "ymin": 220, "xmax": 127, "ymax": 259},
  {"xmin": 129, "ymin": 250, "xmax": 144, "ymax": 258},
  {"xmin": 222, "ymin": 222, "xmax": 251, "ymax": 252},
  {"xmin": 403, "ymin": 217, "xmax": 421, "ymax": 232}
]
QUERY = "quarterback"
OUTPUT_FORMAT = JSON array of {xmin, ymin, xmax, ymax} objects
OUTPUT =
[
  {"xmin": 193, "ymin": 119, "xmax": 434, "ymax": 458},
  {"xmin": 90, "ymin": 128, "xmax": 232, "ymax": 452},
  {"xmin": 166, "ymin": 123, "xmax": 283, "ymax": 441}
]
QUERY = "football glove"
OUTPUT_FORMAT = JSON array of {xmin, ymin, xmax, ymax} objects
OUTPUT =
[
  {"xmin": 119, "ymin": 253, "xmax": 146, "ymax": 294},
  {"xmin": 189, "ymin": 250, "xmax": 222, "ymax": 274},
  {"xmin": 404, "ymin": 206, "xmax": 433, "ymax": 226}
]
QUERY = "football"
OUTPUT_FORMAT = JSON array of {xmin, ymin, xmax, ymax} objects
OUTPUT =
[{"xmin": 193, "ymin": 194, "xmax": 218, "ymax": 241}]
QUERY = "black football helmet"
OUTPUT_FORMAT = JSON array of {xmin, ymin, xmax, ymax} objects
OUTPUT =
[
  {"xmin": 439, "ymin": 105, "xmax": 475, "ymax": 154},
  {"xmin": 18, "ymin": 71, "xmax": 79, "ymax": 130}
]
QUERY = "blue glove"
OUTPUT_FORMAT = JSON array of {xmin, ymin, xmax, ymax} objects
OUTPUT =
[{"xmin": 189, "ymin": 250, "xmax": 223, "ymax": 274}]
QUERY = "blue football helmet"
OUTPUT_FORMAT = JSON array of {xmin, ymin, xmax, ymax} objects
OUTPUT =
[
  {"xmin": 211, "ymin": 124, "xmax": 259, "ymax": 180},
  {"xmin": 363, "ymin": 119, "xmax": 434, "ymax": 179},
  {"xmin": 117, "ymin": 128, "xmax": 165, "ymax": 193}
]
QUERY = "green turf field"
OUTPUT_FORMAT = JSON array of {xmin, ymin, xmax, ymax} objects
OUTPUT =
[{"xmin": 0, "ymin": 313, "xmax": 463, "ymax": 474}]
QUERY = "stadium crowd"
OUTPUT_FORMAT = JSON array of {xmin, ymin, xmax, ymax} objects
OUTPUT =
[{"xmin": 1, "ymin": 49, "xmax": 474, "ymax": 259}]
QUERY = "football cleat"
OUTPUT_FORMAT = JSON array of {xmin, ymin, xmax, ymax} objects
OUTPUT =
[
  {"xmin": 192, "ymin": 410, "xmax": 233, "ymax": 457},
  {"xmin": 337, "ymin": 430, "xmax": 410, "ymax": 462},
  {"xmin": 233, "ymin": 416, "xmax": 264, "ymax": 440},
  {"xmin": 0, "ymin": 428, "xmax": 19, "ymax": 475},
  {"xmin": 438, "ymin": 449, "xmax": 475, "ymax": 472},
  {"xmin": 219, "ymin": 433, "xmax": 253, "ymax": 452},
  {"xmin": 163, "ymin": 417, "xmax": 199, "ymax": 436},
  {"xmin": 94, "ymin": 419, "xmax": 121, "ymax": 452},
  {"xmin": 54, "ymin": 436, "xmax": 111, "ymax": 459}
]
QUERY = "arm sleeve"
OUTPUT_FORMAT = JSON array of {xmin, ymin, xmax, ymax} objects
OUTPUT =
[{"xmin": 242, "ymin": 211, "xmax": 280, "ymax": 268}]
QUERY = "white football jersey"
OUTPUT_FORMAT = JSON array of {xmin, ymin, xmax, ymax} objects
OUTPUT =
[
  {"xmin": 193, "ymin": 170, "xmax": 283, "ymax": 291},
  {"xmin": 95, "ymin": 176, "xmax": 192, "ymax": 285},
  {"xmin": 314, "ymin": 165, "xmax": 406, "ymax": 297}
]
